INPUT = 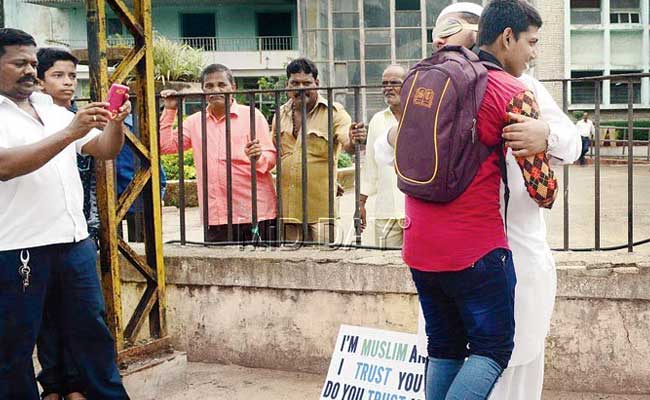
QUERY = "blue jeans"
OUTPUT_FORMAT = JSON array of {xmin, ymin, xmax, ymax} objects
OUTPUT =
[
  {"xmin": 410, "ymin": 248, "xmax": 516, "ymax": 400},
  {"xmin": 580, "ymin": 136, "xmax": 590, "ymax": 164},
  {"xmin": 0, "ymin": 239, "xmax": 129, "ymax": 400},
  {"xmin": 36, "ymin": 275, "xmax": 84, "ymax": 396}
]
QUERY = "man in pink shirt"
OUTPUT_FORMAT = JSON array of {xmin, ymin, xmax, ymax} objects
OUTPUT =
[{"xmin": 159, "ymin": 64, "xmax": 277, "ymax": 242}]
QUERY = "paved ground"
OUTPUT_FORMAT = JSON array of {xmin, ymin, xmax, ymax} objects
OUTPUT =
[
  {"xmin": 157, "ymin": 163, "xmax": 650, "ymax": 253},
  {"xmin": 165, "ymin": 363, "xmax": 650, "ymax": 400},
  {"xmin": 154, "ymin": 163, "xmax": 650, "ymax": 399}
]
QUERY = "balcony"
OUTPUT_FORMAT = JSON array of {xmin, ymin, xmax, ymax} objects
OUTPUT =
[
  {"xmin": 180, "ymin": 36, "xmax": 297, "ymax": 52},
  {"xmin": 48, "ymin": 36, "xmax": 300, "ymax": 75}
]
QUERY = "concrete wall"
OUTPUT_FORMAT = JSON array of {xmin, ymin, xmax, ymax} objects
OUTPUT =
[
  {"xmin": 3, "ymin": 2, "xmax": 70, "ymax": 47},
  {"xmin": 120, "ymin": 246, "xmax": 650, "ymax": 394}
]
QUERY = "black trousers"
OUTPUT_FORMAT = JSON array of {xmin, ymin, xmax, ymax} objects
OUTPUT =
[{"xmin": 206, "ymin": 219, "xmax": 277, "ymax": 243}]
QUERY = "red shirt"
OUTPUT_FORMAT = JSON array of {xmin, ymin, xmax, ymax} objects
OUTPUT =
[{"xmin": 403, "ymin": 68, "xmax": 531, "ymax": 272}]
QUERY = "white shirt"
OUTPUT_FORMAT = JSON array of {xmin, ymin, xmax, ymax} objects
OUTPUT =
[
  {"xmin": 387, "ymin": 74, "xmax": 581, "ymax": 367},
  {"xmin": 576, "ymin": 119, "xmax": 595, "ymax": 138},
  {"xmin": 360, "ymin": 107, "xmax": 404, "ymax": 219},
  {"xmin": 0, "ymin": 92, "xmax": 99, "ymax": 251}
]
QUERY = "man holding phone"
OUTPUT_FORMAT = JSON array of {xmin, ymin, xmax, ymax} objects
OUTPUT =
[{"xmin": 0, "ymin": 29, "xmax": 130, "ymax": 399}]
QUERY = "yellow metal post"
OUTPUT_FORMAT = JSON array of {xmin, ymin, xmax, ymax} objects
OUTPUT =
[
  {"xmin": 86, "ymin": 0, "xmax": 166, "ymax": 352},
  {"xmin": 87, "ymin": 0, "xmax": 124, "ymax": 351}
]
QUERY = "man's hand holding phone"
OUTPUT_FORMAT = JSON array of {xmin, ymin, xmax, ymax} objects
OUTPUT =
[{"xmin": 106, "ymin": 83, "xmax": 131, "ymax": 123}]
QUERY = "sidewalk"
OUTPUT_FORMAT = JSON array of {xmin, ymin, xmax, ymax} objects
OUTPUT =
[{"xmin": 165, "ymin": 363, "xmax": 650, "ymax": 400}]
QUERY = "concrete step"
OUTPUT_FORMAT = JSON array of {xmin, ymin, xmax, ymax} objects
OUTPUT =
[
  {"xmin": 163, "ymin": 362, "xmax": 650, "ymax": 400},
  {"xmin": 122, "ymin": 351, "xmax": 187, "ymax": 400}
]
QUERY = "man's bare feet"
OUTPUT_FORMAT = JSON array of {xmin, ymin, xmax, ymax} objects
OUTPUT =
[
  {"xmin": 43, "ymin": 394, "xmax": 61, "ymax": 400},
  {"xmin": 65, "ymin": 393, "xmax": 86, "ymax": 400}
]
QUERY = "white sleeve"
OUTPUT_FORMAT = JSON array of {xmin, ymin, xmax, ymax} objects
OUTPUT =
[
  {"xmin": 361, "ymin": 114, "xmax": 380, "ymax": 197},
  {"xmin": 75, "ymin": 128, "xmax": 102, "ymax": 155},
  {"xmin": 374, "ymin": 125, "xmax": 396, "ymax": 167},
  {"xmin": 526, "ymin": 76, "xmax": 582, "ymax": 165}
]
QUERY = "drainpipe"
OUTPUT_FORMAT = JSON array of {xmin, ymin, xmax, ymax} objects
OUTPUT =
[{"xmin": 0, "ymin": 0, "xmax": 4, "ymax": 28}]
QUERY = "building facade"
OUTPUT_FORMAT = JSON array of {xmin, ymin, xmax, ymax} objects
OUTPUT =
[
  {"xmin": 566, "ymin": 0, "xmax": 649, "ymax": 112},
  {"xmin": 7, "ymin": 0, "xmax": 650, "ymax": 120}
]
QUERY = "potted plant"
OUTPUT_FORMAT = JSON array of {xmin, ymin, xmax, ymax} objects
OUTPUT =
[
  {"xmin": 126, "ymin": 33, "xmax": 203, "ymax": 93},
  {"xmin": 152, "ymin": 34, "xmax": 203, "ymax": 93}
]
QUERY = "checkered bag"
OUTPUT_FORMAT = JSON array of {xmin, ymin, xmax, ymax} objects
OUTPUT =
[{"xmin": 506, "ymin": 90, "xmax": 558, "ymax": 209}]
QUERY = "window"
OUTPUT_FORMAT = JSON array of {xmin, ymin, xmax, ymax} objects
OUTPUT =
[
  {"xmin": 571, "ymin": 31, "xmax": 605, "ymax": 65},
  {"xmin": 396, "ymin": 29, "xmax": 421, "ymax": 60},
  {"xmin": 396, "ymin": 0, "xmax": 421, "ymax": 28},
  {"xmin": 364, "ymin": 0, "xmax": 390, "ymax": 28},
  {"xmin": 396, "ymin": 0, "xmax": 420, "ymax": 11},
  {"xmin": 610, "ymin": 0, "xmax": 639, "ymax": 8},
  {"xmin": 107, "ymin": 18, "xmax": 123, "ymax": 36},
  {"xmin": 426, "ymin": 0, "xmax": 453, "ymax": 27},
  {"xmin": 610, "ymin": 31, "xmax": 643, "ymax": 65},
  {"xmin": 365, "ymin": 30, "xmax": 391, "ymax": 60},
  {"xmin": 571, "ymin": 71, "xmax": 604, "ymax": 104},
  {"xmin": 334, "ymin": 30, "xmax": 360, "ymax": 60},
  {"xmin": 610, "ymin": 0, "xmax": 640, "ymax": 23},
  {"xmin": 180, "ymin": 13, "xmax": 216, "ymax": 50},
  {"xmin": 333, "ymin": 12, "xmax": 360, "ymax": 28},
  {"xmin": 257, "ymin": 13, "xmax": 293, "ymax": 50},
  {"xmin": 333, "ymin": 0, "xmax": 357, "ymax": 12},
  {"xmin": 610, "ymin": 71, "xmax": 642, "ymax": 104},
  {"xmin": 570, "ymin": 0, "xmax": 601, "ymax": 24},
  {"xmin": 610, "ymin": 11, "xmax": 641, "ymax": 23}
]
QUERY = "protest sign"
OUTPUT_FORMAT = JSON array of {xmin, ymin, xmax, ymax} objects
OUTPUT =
[{"xmin": 320, "ymin": 325, "xmax": 426, "ymax": 400}]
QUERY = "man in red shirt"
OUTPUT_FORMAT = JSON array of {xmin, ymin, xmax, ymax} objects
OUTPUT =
[{"xmin": 405, "ymin": 1, "xmax": 545, "ymax": 398}]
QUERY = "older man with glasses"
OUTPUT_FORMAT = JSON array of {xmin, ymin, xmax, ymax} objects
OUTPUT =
[{"xmin": 359, "ymin": 64, "xmax": 407, "ymax": 248}]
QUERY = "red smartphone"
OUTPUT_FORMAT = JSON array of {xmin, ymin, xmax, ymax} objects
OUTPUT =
[{"xmin": 106, "ymin": 83, "xmax": 129, "ymax": 115}]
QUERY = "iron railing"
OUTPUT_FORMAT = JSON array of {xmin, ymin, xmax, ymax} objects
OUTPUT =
[
  {"xmin": 49, "ymin": 35, "xmax": 298, "ymax": 52},
  {"xmin": 179, "ymin": 36, "xmax": 297, "ymax": 52},
  {"xmin": 155, "ymin": 86, "xmax": 367, "ymax": 248},
  {"xmin": 541, "ymin": 72, "xmax": 650, "ymax": 252},
  {"xmin": 108, "ymin": 74, "xmax": 649, "ymax": 253}
]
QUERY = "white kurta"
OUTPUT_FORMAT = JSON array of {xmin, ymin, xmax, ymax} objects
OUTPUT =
[
  {"xmin": 361, "ymin": 107, "xmax": 404, "ymax": 220},
  {"xmin": 377, "ymin": 74, "xmax": 581, "ymax": 399}
]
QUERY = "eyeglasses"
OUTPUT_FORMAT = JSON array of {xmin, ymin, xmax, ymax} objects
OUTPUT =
[
  {"xmin": 432, "ymin": 18, "xmax": 478, "ymax": 40},
  {"xmin": 381, "ymin": 80, "xmax": 403, "ymax": 86}
]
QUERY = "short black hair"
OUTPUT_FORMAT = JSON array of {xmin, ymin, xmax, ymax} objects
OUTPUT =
[
  {"xmin": 200, "ymin": 63, "xmax": 234, "ymax": 86},
  {"xmin": 0, "ymin": 28, "xmax": 37, "ymax": 58},
  {"xmin": 477, "ymin": 0, "xmax": 542, "ymax": 47},
  {"xmin": 36, "ymin": 47, "xmax": 79, "ymax": 80},
  {"xmin": 286, "ymin": 58, "xmax": 318, "ymax": 80}
]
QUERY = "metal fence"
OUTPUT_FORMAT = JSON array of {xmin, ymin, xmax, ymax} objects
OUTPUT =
[
  {"xmin": 541, "ymin": 72, "xmax": 650, "ymax": 252},
  {"xmin": 155, "ymin": 86, "xmax": 367, "ymax": 249},
  {"xmin": 588, "ymin": 126, "xmax": 650, "ymax": 161},
  {"xmin": 107, "ymin": 74, "xmax": 650, "ymax": 253}
]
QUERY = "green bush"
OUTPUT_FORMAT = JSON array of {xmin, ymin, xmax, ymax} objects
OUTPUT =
[
  {"xmin": 338, "ymin": 152, "xmax": 353, "ymax": 168},
  {"xmin": 161, "ymin": 150, "xmax": 196, "ymax": 180},
  {"xmin": 601, "ymin": 120, "xmax": 650, "ymax": 141}
]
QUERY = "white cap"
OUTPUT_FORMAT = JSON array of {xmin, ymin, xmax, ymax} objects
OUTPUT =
[{"xmin": 436, "ymin": 2, "xmax": 484, "ymax": 25}]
